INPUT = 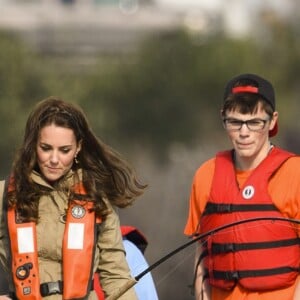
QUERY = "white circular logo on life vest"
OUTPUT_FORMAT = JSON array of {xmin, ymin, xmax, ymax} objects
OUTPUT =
[
  {"xmin": 71, "ymin": 205, "xmax": 86, "ymax": 218},
  {"xmin": 242, "ymin": 185, "xmax": 255, "ymax": 199}
]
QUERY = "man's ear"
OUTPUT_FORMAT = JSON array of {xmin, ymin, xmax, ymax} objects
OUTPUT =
[{"xmin": 270, "ymin": 111, "xmax": 278, "ymax": 130}]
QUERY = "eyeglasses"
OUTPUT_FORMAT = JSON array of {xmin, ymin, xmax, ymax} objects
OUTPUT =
[{"xmin": 223, "ymin": 118, "xmax": 270, "ymax": 131}]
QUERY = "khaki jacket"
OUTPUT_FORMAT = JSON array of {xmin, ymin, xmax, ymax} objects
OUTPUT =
[{"xmin": 0, "ymin": 171, "xmax": 137, "ymax": 300}]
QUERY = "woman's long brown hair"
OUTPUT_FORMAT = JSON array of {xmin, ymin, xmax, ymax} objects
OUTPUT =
[{"xmin": 8, "ymin": 97, "xmax": 146, "ymax": 221}]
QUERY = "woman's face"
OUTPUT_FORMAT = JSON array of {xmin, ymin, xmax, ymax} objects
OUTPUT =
[{"xmin": 36, "ymin": 124, "xmax": 81, "ymax": 183}]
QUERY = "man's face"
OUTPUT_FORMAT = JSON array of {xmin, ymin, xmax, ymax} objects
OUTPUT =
[{"xmin": 223, "ymin": 104, "xmax": 278, "ymax": 166}]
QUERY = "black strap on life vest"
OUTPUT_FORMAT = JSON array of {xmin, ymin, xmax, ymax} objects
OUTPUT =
[
  {"xmin": 203, "ymin": 202, "xmax": 277, "ymax": 215},
  {"xmin": 40, "ymin": 281, "xmax": 63, "ymax": 297},
  {"xmin": 40, "ymin": 280, "xmax": 94, "ymax": 297},
  {"xmin": 211, "ymin": 238, "xmax": 300, "ymax": 254},
  {"xmin": 211, "ymin": 266, "xmax": 300, "ymax": 281}
]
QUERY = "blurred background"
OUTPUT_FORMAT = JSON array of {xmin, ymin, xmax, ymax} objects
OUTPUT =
[{"xmin": 1, "ymin": 0, "xmax": 300, "ymax": 299}]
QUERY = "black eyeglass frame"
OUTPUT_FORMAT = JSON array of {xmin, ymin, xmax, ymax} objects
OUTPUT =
[{"xmin": 222, "ymin": 117, "xmax": 270, "ymax": 131}]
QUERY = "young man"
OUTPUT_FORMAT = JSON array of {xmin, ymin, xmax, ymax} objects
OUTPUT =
[{"xmin": 184, "ymin": 73, "xmax": 300, "ymax": 300}]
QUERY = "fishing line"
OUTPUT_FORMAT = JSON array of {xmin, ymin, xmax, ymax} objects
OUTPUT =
[{"xmin": 155, "ymin": 243, "xmax": 196, "ymax": 287}]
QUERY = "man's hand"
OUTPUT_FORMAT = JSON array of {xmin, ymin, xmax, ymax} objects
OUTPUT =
[{"xmin": 194, "ymin": 244, "xmax": 211, "ymax": 300}]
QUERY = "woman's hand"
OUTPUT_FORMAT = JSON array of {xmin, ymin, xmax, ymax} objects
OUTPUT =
[{"xmin": 0, "ymin": 296, "xmax": 11, "ymax": 300}]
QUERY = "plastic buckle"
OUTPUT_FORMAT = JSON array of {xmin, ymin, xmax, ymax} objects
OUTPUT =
[{"xmin": 40, "ymin": 281, "xmax": 62, "ymax": 296}]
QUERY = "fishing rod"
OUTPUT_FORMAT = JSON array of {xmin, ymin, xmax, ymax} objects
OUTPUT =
[{"xmin": 106, "ymin": 216, "xmax": 300, "ymax": 300}]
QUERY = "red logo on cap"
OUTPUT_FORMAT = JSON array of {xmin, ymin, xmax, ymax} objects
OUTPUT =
[{"xmin": 232, "ymin": 86, "xmax": 259, "ymax": 94}]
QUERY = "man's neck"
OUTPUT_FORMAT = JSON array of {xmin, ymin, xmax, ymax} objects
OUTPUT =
[{"xmin": 234, "ymin": 142, "xmax": 273, "ymax": 171}]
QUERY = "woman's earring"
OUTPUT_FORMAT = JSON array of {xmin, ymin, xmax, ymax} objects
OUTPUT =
[{"xmin": 74, "ymin": 155, "xmax": 79, "ymax": 164}]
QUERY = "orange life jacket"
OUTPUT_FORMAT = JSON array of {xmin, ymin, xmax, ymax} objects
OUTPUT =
[
  {"xmin": 200, "ymin": 147, "xmax": 300, "ymax": 291},
  {"xmin": 6, "ymin": 180, "xmax": 101, "ymax": 300}
]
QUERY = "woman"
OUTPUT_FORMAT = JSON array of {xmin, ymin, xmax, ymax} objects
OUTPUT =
[{"xmin": 0, "ymin": 97, "xmax": 145, "ymax": 299}]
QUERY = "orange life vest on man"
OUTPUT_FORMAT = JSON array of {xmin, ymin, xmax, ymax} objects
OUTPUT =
[
  {"xmin": 6, "ymin": 180, "xmax": 101, "ymax": 300},
  {"xmin": 200, "ymin": 147, "xmax": 300, "ymax": 291}
]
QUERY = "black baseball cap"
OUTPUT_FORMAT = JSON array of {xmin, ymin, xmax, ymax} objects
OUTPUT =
[{"xmin": 224, "ymin": 73, "xmax": 277, "ymax": 137}]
